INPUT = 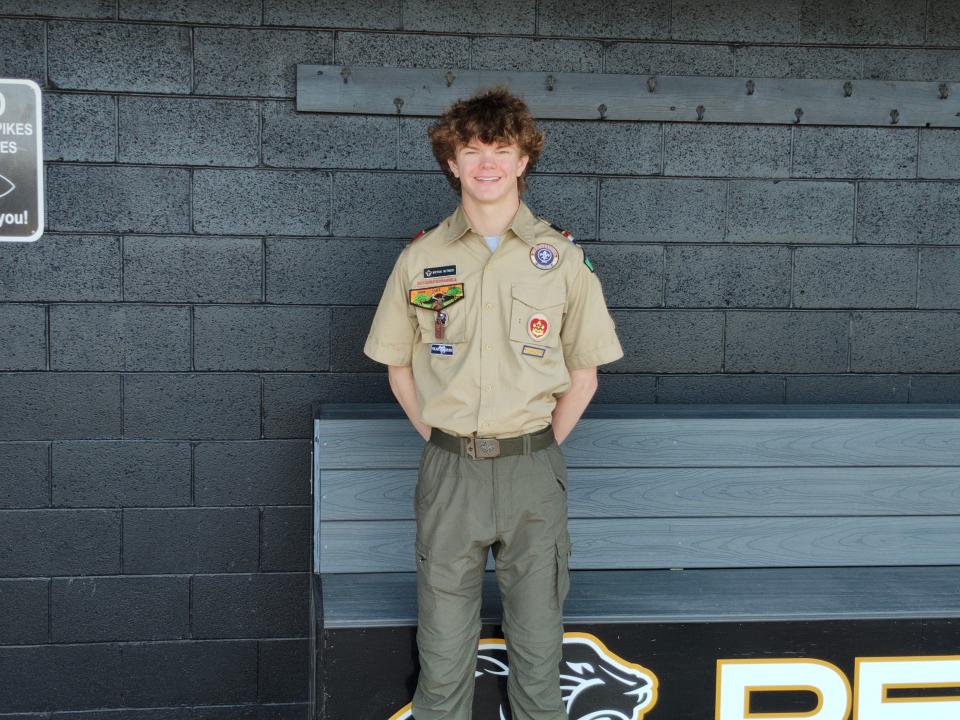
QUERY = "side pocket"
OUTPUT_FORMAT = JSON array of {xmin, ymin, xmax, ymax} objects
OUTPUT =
[
  {"xmin": 555, "ymin": 536, "xmax": 572, "ymax": 610},
  {"xmin": 415, "ymin": 540, "xmax": 434, "ymax": 616}
]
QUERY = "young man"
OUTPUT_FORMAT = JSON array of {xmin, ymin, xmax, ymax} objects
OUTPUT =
[{"xmin": 363, "ymin": 86, "xmax": 623, "ymax": 719}]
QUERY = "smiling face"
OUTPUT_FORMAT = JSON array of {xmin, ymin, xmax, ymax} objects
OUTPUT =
[{"xmin": 446, "ymin": 138, "xmax": 530, "ymax": 208}]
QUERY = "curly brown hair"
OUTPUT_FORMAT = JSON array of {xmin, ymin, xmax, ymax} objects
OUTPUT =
[{"xmin": 428, "ymin": 85, "xmax": 544, "ymax": 194}]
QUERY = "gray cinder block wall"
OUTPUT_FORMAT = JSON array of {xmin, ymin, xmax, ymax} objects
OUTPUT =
[{"xmin": 1, "ymin": 0, "xmax": 959, "ymax": 716}]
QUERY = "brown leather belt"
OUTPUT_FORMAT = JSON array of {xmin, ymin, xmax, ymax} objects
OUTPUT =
[{"xmin": 430, "ymin": 425, "xmax": 555, "ymax": 459}]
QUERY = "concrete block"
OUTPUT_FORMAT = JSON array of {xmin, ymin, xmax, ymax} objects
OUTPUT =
[
  {"xmin": 919, "ymin": 248, "xmax": 960, "ymax": 309},
  {"xmin": 123, "ymin": 236, "xmax": 263, "ymax": 303},
  {"xmin": 123, "ymin": 373, "xmax": 260, "ymax": 439},
  {"xmin": 119, "ymin": 97, "xmax": 259, "ymax": 167},
  {"xmin": 592, "ymin": 374, "xmax": 657, "ymax": 403},
  {"xmin": 0, "ymin": 234, "xmax": 121, "ymax": 302},
  {"xmin": 259, "ymin": 639, "xmax": 309, "ymax": 703},
  {"xmin": 119, "ymin": 0, "xmax": 261, "ymax": 24},
  {"xmin": 733, "ymin": 46, "xmax": 862, "ymax": 79},
  {"xmin": 336, "ymin": 30, "xmax": 469, "ymax": 68},
  {"xmin": 536, "ymin": 120, "xmax": 660, "ymax": 175},
  {"xmin": 799, "ymin": 0, "xmax": 926, "ymax": 45},
  {"xmin": 0, "ymin": 508, "xmax": 120, "ymax": 576},
  {"xmin": 194, "ymin": 305, "xmax": 330, "ymax": 371},
  {"xmin": 43, "ymin": 93, "xmax": 116, "ymax": 162},
  {"xmin": 857, "ymin": 181, "xmax": 960, "ymax": 245},
  {"xmin": 599, "ymin": 178, "xmax": 725, "ymax": 242},
  {"xmin": 50, "ymin": 304, "xmax": 191, "ymax": 371},
  {"xmin": 0, "ymin": 443, "xmax": 48, "ymax": 509},
  {"xmin": 0, "ymin": 645, "xmax": 122, "ymax": 713},
  {"xmin": 262, "ymin": 373, "xmax": 392, "ymax": 438},
  {"xmin": 672, "ymin": 0, "xmax": 798, "ymax": 42},
  {"xmin": 911, "ymin": 375, "xmax": 960, "ymax": 402},
  {"xmin": 398, "ymin": 117, "xmax": 436, "ymax": 171},
  {"xmin": 928, "ymin": 0, "xmax": 960, "ymax": 47},
  {"xmin": 605, "ymin": 42, "xmax": 734, "ymax": 76},
  {"xmin": 261, "ymin": 505, "xmax": 311, "ymax": 571},
  {"xmin": 0, "ymin": 579, "xmax": 47, "ymax": 645},
  {"xmin": 920, "ymin": 129, "xmax": 960, "ymax": 179},
  {"xmin": 192, "ymin": 573, "xmax": 309, "ymax": 638},
  {"xmin": 725, "ymin": 311, "xmax": 849, "ymax": 373},
  {"xmin": 606, "ymin": 310, "xmax": 723, "ymax": 373},
  {"xmin": 52, "ymin": 441, "xmax": 191, "ymax": 508},
  {"xmin": 404, "ymin": 0, "xmax": 534, "ymax": 33},
  {"xmin": 0, "ymin": 0, "xmax": 113, "ymax": 17},
  {"xmin": 332, "ymin": 172, "xmax": 455, "ymax": 237},
  {"xmin": 123, "ymin": 507, "xmax": 259, "ymax": 573},
  {"xmin": 851, "ymin": 311, "xmax": 960, "ymax": 372},
  {"xmin": 193, "ymin": 169, "xmax": 331, "ymax": 236},
  {"xmin": 265, "ymin": 237, "xmax": 404, "ymax": 304},
  {"xmin": 195, "ymin": 440, "xmax": 310, "ymax": 506},
  {"xmin": 664, "ymin": 124, "xmax": 791, "ymax": 177},
  {"xmin": 665, "ymin": 245, "xmax": 791, "ymax": 308},
  {"xmin": 794, "ymin": 246, "xmax": 917, "ymax": 308},
  {"xmin": 262, "ymin": 101, "xmax": 397, "ymax": 169},
  {"xmin": 793, "ymin": 127, "xmax": 918, "ymax": 179},
  {"xmin": 47, "ymin": 165, "xmax": 190, "ymax": 234},
  {"xmin": 52, "ymin": 575, "xmax": 189, "ymax": 642},
  {"xmin": 727, "ymin": 179, "xmax": 855, "ymax": 244},
  {"xmin": 785, "ymin": 375, "xmax": 909, "ymax": 403},
  {"xmin": 194, "ymin": 27, "xmax": 333, "ymax": 97},
  {"xmin": 0, "ymin": 20, "xmax": 44, "ymax": 85},
  {"xmin": 0, "ymin": 373, "xmax": 121, "ymax": 440},
  {"xmin": 538, "ymin": 0, "xmax": 670, "ymax": 38},
  {"xmin": 658, "ymin": 374, "xmax": 785, "ymax": 403},
  {"xmin": 330, "ymin": 306, "xmax": 378, "ymax": 372},
  {"xmin": 580, "ymin": 243, "xmax": 663, "ymax": 308},
  {"xmin": 48, "ymin": 21, "xmax": 191, "ymax": 92},
  {"xmin": 471, "ymin": 36, "xmax": 603, "ymax": 72},
  {"xmin": 0, "ymin": 304, "xmax": 46, "ymax": 370},
  {"xmin": 862, "ymin": 48, "xmax": 960, "ymax": 81},
  {"xmin": 264, "ymin": 0, "xmax": 400, "ymax": 28},
  {"xmin": 120, "ymin": 641, "xmax": 257, "ymax": 706},
  {"xmin": 524, "ymin": 176, "xmax": 599, "ymax": 241}
]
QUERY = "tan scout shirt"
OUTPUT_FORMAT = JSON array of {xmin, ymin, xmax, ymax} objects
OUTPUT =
[{"xmin": 363, "ymin": 200, "xmax": 623, "ymax": 438}]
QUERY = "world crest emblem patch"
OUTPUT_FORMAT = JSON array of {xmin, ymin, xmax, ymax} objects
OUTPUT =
[{"xmin": 530, "ymin": 243, "xmax": 559, "ymax": 270}]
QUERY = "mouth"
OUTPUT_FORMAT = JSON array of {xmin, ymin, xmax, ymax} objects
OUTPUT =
[{"xmin": 474, "ymin": 176, "xmax": 502, "ymax": 184}]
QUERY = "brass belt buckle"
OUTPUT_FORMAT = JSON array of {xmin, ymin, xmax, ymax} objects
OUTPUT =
[{"xmin": 466, "ymin": 436, "xmax": 501, "ymax": 459}]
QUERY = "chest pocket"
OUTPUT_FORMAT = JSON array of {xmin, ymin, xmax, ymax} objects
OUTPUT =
[
  {"xmin": 509, "ymin": 284, "xmax": 566, "ymax": 348},
  {"xmin": 415, "ymin": 303, "xmax": 466, "ymax": 344}
]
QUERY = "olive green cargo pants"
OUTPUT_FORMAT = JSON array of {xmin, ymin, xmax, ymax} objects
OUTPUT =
[{"xmin": 410, "ymin": 435, "xmax": 572, "ymax": 720}]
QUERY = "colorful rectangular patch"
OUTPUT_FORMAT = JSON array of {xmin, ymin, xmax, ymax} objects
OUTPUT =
[
  {"xmin": 423, "ymin": 264, "xmax": 456, "ymax": 279},
  {"xmin": 521, "ymin": 344, "xmax": 547, "ymax": 358},
  {"xmin": 409, "ymin": 283, "xmax": 464, "ymax": 310},
  {"xmin": 430, "ymin": 344, "xmax": 455, "ymax": 356}
]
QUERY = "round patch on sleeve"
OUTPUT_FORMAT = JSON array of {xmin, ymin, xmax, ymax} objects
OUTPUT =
[
  {"xmin": 528, "ymin": 313, "xmax": 550, "ymax": 341},
  {"xmin": 530, "ymin": 243, "xmax": 559, "ymax": 270}
]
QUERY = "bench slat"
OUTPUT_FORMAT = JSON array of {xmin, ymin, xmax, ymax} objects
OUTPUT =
[
  {"xmin": 318, "ymin": 417, "xmax": 960, "ymax": 469},
  {"xmin": 319, "ymin": 466, "xmax": 960, "ymax": 520},
  {"xmin": 318, "ymin": 516, "xmax": 960, "ymax": 573}
]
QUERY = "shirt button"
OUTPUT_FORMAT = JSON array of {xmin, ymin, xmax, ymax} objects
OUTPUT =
[
  {"xmin": 485, "ymin": 344, "xmax": 492, "ymax": 351},
  {"xmin": 485, "ymin": 303, "xmax": 493, "ymax": 310}
]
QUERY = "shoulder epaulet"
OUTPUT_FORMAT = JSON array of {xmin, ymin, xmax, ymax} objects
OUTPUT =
[
  {"xmin": 412, "ymin": 223, "xmax": 440, "ymax": 242},
  {"xmin": 540, "ymin": 217, "xmax": 576, "ymax": 243}
]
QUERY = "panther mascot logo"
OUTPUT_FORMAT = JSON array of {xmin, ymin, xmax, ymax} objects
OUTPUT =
[{"xmin": 388, "ymin": 631, "xmax": 659, "ymax": 720}]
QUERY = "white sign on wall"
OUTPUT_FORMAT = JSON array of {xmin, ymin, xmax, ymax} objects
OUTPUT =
[{"xmin": 0, "ymin": 79, "xmax": 44, "ymax": 243}]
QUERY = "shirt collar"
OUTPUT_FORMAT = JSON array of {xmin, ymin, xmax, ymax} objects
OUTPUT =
[{"xmin": 445, "ymin": 200, "xmax": 538, "ymax": 246}]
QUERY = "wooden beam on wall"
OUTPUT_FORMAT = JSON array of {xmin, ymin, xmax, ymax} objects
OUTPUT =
[{"xmin": 297, "ymin": 64, "xmax": 960, "ymax": 128}]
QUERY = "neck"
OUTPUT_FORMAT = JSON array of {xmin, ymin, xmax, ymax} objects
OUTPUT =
[{"xmin": 461, "ymin": 194, "xmax": 521, "ymax": 237}]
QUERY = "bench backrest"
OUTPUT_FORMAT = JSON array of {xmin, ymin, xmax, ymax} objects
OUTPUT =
[{"xmin": 313, "ymin": 404, "xmax": 960, "ymax": 574}]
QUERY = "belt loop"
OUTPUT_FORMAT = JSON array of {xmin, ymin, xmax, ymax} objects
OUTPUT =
[{"xmin": 523, "ymin": 433, "xmax": 531, "ymax": 455}]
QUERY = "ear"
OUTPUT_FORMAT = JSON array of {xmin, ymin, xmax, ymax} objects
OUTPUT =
[
  {"xmin": 447, "ymin": 157, "xmax": 460, "ymax": 178},
  {"xmin": 517, "ymin": 154, "xmax": 530, "ymax": 176}
]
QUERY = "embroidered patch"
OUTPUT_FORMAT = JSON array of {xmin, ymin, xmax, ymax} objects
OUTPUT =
[
  {"xmin": 409, "ymin": 284, "xmax": 464, "ymax": 310},
  {"xmin": 430, "ymin": 344, "xmax": 455, "ymax": 356},
  {"xmin": 584, "ymin": 255, "xmax": 595, "ymax": 273},
  {"xmin": 530, "ymin": 243, "xmax": 559, "ymax": 271},
  {"xmin": 415, "ymin": 276, "xmax": 458, "ymax": 288},
  {"xmin": 521, "ymin": 344, "xmax": 547, "ymax": 358},
  {"xmin": 528, "ymin": 313, "xmax": 549, "ymax": 341},
  {"xmin": 548, "ymin": 221, "xmax": 576, "ymax": 243},
  {"xmin": 423, "ymin": 264, "xmax": 456, "ymax": 279}
]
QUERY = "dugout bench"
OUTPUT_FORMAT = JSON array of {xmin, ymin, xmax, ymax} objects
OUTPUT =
[{"xmin": 310, "ymin": 403, "xmax": 960, "ymax": 720}]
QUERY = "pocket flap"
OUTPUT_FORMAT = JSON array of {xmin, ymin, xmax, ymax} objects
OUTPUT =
[{"xmin": 511, "ymin": 283, "xmax": 565, "ymax": 310}]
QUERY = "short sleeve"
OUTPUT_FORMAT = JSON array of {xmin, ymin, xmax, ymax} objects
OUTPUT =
[
  {"xmin": 561, "ymin": 248, "xmax": 624, "ymax": 370},
  {"xmin": 363, "ymin": 251, "xmax": 418, "ymax": 366}
]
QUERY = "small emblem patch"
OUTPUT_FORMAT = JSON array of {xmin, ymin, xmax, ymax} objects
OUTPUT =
[
  {"xmin": 423, "ymin": 265, "xmax": 456, "ymax": 279},
  {"xmin": 430, "ymin": 344, "xmax": 455, "ymax": 356},
  {"xmin": 528, "ymin": 313, "xmax": 549, "ymax": 341},
  {"xmin": 530, "ymin": 243, "xmax": 559, "ymax": 270},
  {"xmin": 584, "ymin": 255, "xmax": 595, "ymax": 273},
  {"xmin": 521, "ymin": 344, "xmax": 547, "ymax": 358}
]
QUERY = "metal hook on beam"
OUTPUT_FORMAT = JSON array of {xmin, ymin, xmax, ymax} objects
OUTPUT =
[
  {"xmin": 843, "ymin": 81, "xmax": 853, "ymax": 97},
  {"xmin": 546, "ymin": 75, "xmax": 556, "ymax": 91},
  {"xmin": 794, "ymin": 107, "xmax": 803, "ymax": 124},
  {"xmin": 939, "ymin": 83, "xmax": 950, "ymax": 100},
  {"xmin": 341, "ymin": 67, "xmax": 351, "ymax": 84},
  {"xmin": 647, "ymin": 76, "xmax": 656, "ymax": 93},
  {"xmin": 696, "ymin": 104, "xmax": 705, "ymax": 121},
  {"xmin": 890, "ymin": 108, "xmax": 900, "ymax": 125},
  {"xmin": 598, "ymin": 103, "xmax": 607, "ymax": 120},
  {"xmin": 445, "ymin": 71, "xmax": 456, "ymax": 87},
  {"xmin": 394, "ymin": 97, "xmax": 404, "ymax": 114},
  {"xmin": 746, "ymin": 80, "xmax": 755, "ymax": 95}
]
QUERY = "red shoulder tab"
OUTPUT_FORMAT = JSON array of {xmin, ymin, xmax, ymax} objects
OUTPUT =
[
  {"xmin": 412, "ymin": 223, "xmax": 439, "ymax": 242},
  {"xmin": 547, "ymin": 221, "xmax": 576, "ymax": 243}
]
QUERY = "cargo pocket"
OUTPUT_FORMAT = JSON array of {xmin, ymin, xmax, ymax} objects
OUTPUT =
[
  {"xmin": 509, "ymin": 284, "xmax": 565, "ymax": 348},
  {"xmin": 555, "ymin": 536, "xmax": 572, "ymax": 609}
]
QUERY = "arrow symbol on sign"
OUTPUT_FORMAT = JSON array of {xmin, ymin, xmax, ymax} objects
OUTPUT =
[{"xmin": 0, "ymin": 174, "xmax": 14, "ymax": 199}]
